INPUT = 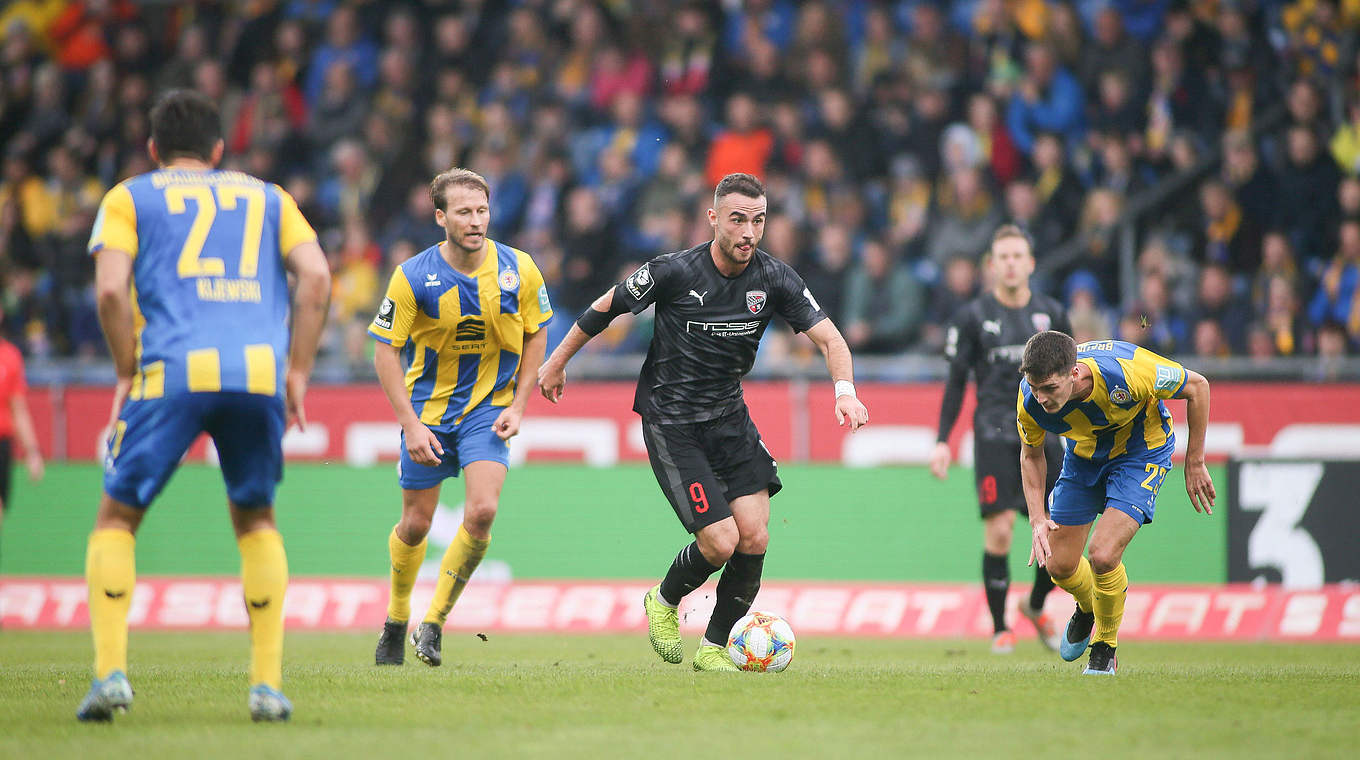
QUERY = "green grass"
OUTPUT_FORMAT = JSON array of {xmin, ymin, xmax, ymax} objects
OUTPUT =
[{"xmin": 2, "ymin": 632, "xmax": 1355, "ymax": 759}]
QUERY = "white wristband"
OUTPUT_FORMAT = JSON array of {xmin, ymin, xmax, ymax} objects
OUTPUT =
[{"xmin": 834, "ymin": 380, "xmax": 856, "ymax": 399}]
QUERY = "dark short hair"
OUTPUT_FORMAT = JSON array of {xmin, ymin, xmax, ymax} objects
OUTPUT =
[
  {"xmin": 1020, "ymin": 330, "xmax": 1078, "ymax": 380},
  {"xmin": 150, "ymin": 89, "xmax": 221, "ymax": 162},
  {"xmin": 713, "ymin": 172, "xmax": 765, "ymax": 205},
  {"xmin": 430, "ymin": 167, "xmax": 491, "ymax": 212}
]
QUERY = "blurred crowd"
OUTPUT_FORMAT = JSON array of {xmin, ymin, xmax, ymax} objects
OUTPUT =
[{"xmin": 2, "ymin": 0, "xmax": 1359, "ymax": 373}]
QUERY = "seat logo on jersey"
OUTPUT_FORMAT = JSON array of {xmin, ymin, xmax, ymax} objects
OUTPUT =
[
  {"xmin": 745, "ymin": 290, "xmax": 766, "ymax": 314},
  {"xmin": 499, "ymin": 269, "xmax": 519, "ymax": 291},
  {"xmin": 1109, "ymin": 386, "xmax": 1132, "ymax": 405},
  {"xmin": 455, "ymin": 317, "xmax": 486, "ymax": 342},
  {"xmin": 1032, "ymin": 313, "xmax": 1051, "ymax": 332},
  {"xmin": 374, "ymin": 297, "xmax": 395, "ymax": 329},
  {"xmin": 625, "ymin": 264, "xmax": 653, "ymax": 299},
  {"xmin": 424, "ymin": 273, "xmax": 442, "ymax": 287}
]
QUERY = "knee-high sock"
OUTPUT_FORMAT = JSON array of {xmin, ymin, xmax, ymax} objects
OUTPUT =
[
  {"xmin": 239, "ymin": 529, "xmax": 288, "ymax": 690},
  {"xmin": 983, "ymin": 552, "xmax": 1010, "ymax": 634},
  {"xmin": 1051, "ymin": 555, "xmax": 1095, "ymax": 614},
  {"xmin": 704, "ymin": 552, "xmax": 765, "ymax": 646},
  {"xmin": 1029, "ymin": 560, "xmax": 1056, "ymax": 611},
  {"xmin": 386, "ymin": 527, "xmax": 427, "ymax": 622},
  {"xmin": 1092, "ymin": 562, "xmax": 1128, "ymax": 647},
  {"xmin": 423, "ymin": 525, "xmax": 488, "ymax": 626},
  {"xmin": 658, "ymin": 541, "xmax": 721, "ymax": 607},
  {"xmin": 86, "ymin": 529, "xmax": 135, "ymax": 680}
]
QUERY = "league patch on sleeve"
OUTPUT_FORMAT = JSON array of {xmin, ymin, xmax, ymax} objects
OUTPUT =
[
  {"xmin": 538, "ymin": 285, "xmax": 552, "ymax": 312},
  {"xmin": 625, "ymin": 263, "xmax": 654, "ymax": 300},
  {"xmin": 1154, "ymin": 364, "xmax": 1182, "ymax": 392},
  {"xmin": 374, "ymin": 297, "xmax": 395, "ymax": 330}
]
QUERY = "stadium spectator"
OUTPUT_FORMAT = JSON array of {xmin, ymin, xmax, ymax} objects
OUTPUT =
[
  {"xmin": 1006, "ymin": 43, "xmax": 1085, "ymax": 156},
  {"xmin": 842, "ymin": 237, "xmax": 924, "ymax": 353}
]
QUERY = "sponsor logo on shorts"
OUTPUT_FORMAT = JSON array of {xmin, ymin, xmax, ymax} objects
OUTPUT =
[
  {"xmin": 374, "ymin": 297, "xmax": 395, "ymax": 330},
  {"xmin": 625, "ymin": 264, "xmax": 653, "ymax": 299}
]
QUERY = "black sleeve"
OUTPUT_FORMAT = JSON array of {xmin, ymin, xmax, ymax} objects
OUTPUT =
[
  {"xmin": 936, "ymin": 305, "xmax": 978, "ymax": 443},
  {"xmin": 613, "ymin": 257, "xmax": 673, "ymax": 315},
  {"xmin": 774, "ymin": 263, "xmax": 828, "ymax": 333}
]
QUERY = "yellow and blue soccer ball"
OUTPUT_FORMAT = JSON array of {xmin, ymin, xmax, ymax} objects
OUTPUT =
[{"xmin": 726, "ymin": 612, "xmax": 796, "ymax": 672}]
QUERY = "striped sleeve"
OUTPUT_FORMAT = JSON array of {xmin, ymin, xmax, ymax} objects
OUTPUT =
[
  {"xmin": 1016, "ymin": 385, "xmax": 1046, "ymax": 447},
  {"xmin": 517, "ymin": 251, "xmax": 553, "ymax": 332},
  {"xmin": 1126, "ymin": 347, "xmax": 1187, "ymax": 401},
  {"xmin": 369, "ymin": 267, "xmax": 418, "ymax": 347}
]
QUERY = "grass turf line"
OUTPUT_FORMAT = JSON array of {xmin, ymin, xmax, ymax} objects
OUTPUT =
[{"xmin": 1, "ymin": 631, "xmax": 1354, "ymax": 759}]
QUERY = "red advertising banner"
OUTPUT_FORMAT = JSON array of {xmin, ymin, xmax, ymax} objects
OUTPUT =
[
  {"xmin": 29, "ymin": 382, "xmax": 1360, "ymax": 464},
  {"xmin": 3, "ymin": 578, "xmax": 1356, "ymax": 641}
]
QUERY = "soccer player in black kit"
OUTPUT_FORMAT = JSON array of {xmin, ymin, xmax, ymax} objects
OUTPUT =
[
  {"xmin": 929, "ymin": 225, "xmax": 1069, "ymax": 654},
  {"xmin": 538, "ymin": 173, "xmax": 870, "ymax": 671}
]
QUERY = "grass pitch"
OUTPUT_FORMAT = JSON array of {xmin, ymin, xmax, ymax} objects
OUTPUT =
[{"xmin": 1, "ymin": 632, "xmax": 1354, "ymax": 759}]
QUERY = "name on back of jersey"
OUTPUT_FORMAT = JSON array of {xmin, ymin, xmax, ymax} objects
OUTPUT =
[{"xmin": 197, "ymin": 277, "xmax": 262, "ymax": 303}]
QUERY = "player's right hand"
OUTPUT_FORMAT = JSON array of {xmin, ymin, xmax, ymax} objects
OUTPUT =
[
  {"xmin": 404, "ymin": 423, "xmax": 443, "ymax": 466},
  {"xmin": 928, "ymin": 442, "xmax": 951, "ymax": 480},
  {"xmin": 537, "ymin": 361, "xmax": 566, "ymax": 403},
  {"xmin": 285, "ymin": 369, "xmax": 308, "ymax": 431},
  {"xmin": 1027, "ymin": 517, "xmax": 1058, "ymax": 567}
]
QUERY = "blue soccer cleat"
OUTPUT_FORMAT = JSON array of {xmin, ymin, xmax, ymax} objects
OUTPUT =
[
  {"xmin": 1060, "ymin": 604, "xmax": 1095, "ymax": 662},
  {"xmin": 248, "ymin": 684, "xmax": 293, "ymax": 722},
  {"xmin": 1082, "ymin": 642, "xmax": 1118, "ymax": 675},
  {"xmin": 76, "ymin": 670, "xmax": 134, "ymax": 722}
]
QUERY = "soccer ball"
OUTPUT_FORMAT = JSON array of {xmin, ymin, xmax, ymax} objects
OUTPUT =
[{"xmin": 726, "ymin": 612, "xmax": 796, "ymax": 672}]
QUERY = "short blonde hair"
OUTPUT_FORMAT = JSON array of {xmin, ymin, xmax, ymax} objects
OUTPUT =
[
  {"xmin": 990, "ymin": 224, "xmax": 1033, "ymax": 254},
  {"xmin": 430, "ymin": 167, "xmax": 490, "ymax": 211}
]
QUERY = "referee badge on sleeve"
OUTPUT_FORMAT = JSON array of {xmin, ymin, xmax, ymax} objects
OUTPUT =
[{"xmin": 374, "ymin": 297, "xmax": 395, "ymax": 330}]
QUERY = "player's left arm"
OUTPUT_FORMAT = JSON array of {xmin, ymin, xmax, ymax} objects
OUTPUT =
[
  {"xmin": 1174, "ymin": 369, "xmax": 1215, "ymax": 514},
  {"xmin": 8, "ymin": 390, "xmax": 43, "ymax": 482},
  {"xmin": 803, "ymin": 319, "xmax": 869, "ymax": 431},
  {"xmin": 94, "ymin": 248, "xmax": 136, "ymax": 431},
  {"xmin": 496, "ymin": 258, "xmax": 552, "ymax": 440}
]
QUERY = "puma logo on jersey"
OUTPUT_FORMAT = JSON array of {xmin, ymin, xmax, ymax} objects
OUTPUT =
[
  {"xmin": 982, "ymin": 320, "xmax": 1002, "ymax": 335},
  {"xmin": 688, "ymin": 289, "xmax": 708, "ymax": 305}
]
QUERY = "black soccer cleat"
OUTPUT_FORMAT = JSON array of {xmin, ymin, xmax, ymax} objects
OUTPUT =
[
  {"xmin": 375, "ymin": 619, "xmax": 407, "ymax": 665},
  {"xmin": 410, "ymin": 622, "xmax": 443, "ymax": 667},
  {"xmin": 1083, "ymin": 642, "xmax": 1117, "ymax": 675},
  {"xmin": 1059, "ymin": 604, "xmax": 1095, "ymax": 662}
]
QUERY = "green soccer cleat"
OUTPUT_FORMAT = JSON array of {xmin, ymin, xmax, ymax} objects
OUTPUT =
[
  {"xmin": 76, "ymin": 670, "xmax": 134, "ymax": 722},
  {"xmin": 692, "ymin": 643, "xmax": 740, "ymax": 672},
  {"xmin": 248, "ymin": 684, "xmax": 293, "ymax": 722},
  {"xmin": 643, "ymin": 585, "xmax": 683, "ymax": 664}
]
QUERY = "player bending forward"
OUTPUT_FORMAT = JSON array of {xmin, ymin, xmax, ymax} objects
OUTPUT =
[
  {"xmin": 538, "ymin": 173, "xmax": 869, "ymax": 671},
  {"xmin": 1018, "ymin": 331, "xmax": 1215, "ymax": 674}
]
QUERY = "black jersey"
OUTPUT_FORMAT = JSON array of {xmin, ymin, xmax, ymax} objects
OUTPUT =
[
  {"xmin": 938, "ymin": 291, "xmax": 1070, "ymax": 443},
  {"xmin": 616, "ymin": 242, "xmax": 827, "ymax": 424}
]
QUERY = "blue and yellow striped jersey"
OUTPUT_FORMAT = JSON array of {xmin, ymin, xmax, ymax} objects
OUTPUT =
[
  {"xmin": 1017, "ymin": 340, "xmax": 1187, "ymax": 463},
  {"xmin": 88, "ymin": 168, "xmax": 317, "ymax": 399},
  {"xmin": 368, "ymin": 239, "xmax": 553, "ymax": 430}
]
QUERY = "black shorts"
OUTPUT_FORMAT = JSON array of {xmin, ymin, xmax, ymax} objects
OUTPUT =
[
  {"xmin": 641, "ymin": 407, "xmax": 782, "ymax": 533},
  {"xmin": 974, "ymin": 437, "xmax": 1062, "ymax": 517},
  {"xmin": 0, "ymin": 437, "xmax": 11, "ymax": 510}
]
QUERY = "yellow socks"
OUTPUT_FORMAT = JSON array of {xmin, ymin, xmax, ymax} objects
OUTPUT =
[
  {"xmin": 238, "ymin": 529, "xmax": 288, "ymax": 691},
  {"xmin": 1093, "ymin": 562, "xmax": 1128, "ymax": 648},
  {"xmin": 1051, "ymin": 555, "xmax": 1095, "ymax": 614},
  {"xmin": 423, "ymin": 525, "xmax": 489, "ymax": 627},
  {"xmin": 86, "ymin": 529, "xmax": 136, "ymax": 679},
  {"xmin": 386, "ymin": 527, "xmax": 428, "ymax": 622}
]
